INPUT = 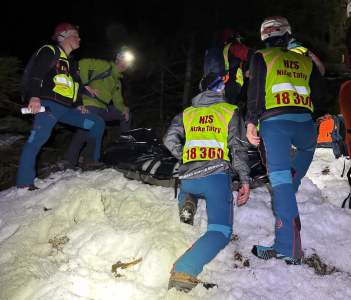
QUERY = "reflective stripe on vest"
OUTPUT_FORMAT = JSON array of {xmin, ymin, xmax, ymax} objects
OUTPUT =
[
  {"xmin": 182, "ymin": 103, "xmax": 237, "ymax": 163},
  {"xmin": 258, "ymin": 47, "xmax": 313, "ymax": 112},
  {"xmin": 223, "ymin": 43, "xmax": 232, "ymax": 75},
  {"xmin": 39, "ymin": 46, "xmax": 78, "ymax": 102}
]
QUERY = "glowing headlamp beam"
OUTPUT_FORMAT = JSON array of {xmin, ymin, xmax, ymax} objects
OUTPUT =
[{"xmin": 117, "ymin": 52, "xmax": 134, "ymax": 62}]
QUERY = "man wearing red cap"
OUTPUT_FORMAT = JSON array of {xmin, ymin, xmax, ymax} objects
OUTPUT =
[
  {"xmin": 219, "ymin": 28, "xmax": 254, "ymax": 106},
  {"xmin": 17, "ymin": 23, "xmax": 106, "ymax": 190}
]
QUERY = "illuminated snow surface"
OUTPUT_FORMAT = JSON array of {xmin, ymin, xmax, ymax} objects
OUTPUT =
[{"xmin": 0, "ymin": 148, "xmax": 351, "ymax": 299}]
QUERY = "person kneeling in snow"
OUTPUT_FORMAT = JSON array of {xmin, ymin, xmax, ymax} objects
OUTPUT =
[{"xmin": 163, "ymin": 73, "xmax": 250, "ymax": 292}]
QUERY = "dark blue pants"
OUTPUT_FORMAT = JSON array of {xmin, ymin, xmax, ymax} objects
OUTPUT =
[
  {"xmin": 17, "ymin": 100, "xmax": 105, "ymax": 187},
  {"xmin": 65, "ymin": 105, "xmax": 132, "ymax": 169},
  {"xmin": 172, "ymin": 173, "xmax": 233, "ymax": 276},
  {"xmin": 260, "ymin": 113, "xmax": 317, "ymax": 259}
]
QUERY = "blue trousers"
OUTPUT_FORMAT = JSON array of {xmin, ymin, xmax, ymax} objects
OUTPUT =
[
  {"xmin": 17, "ymin": 100, "xmax": 105, "ymax": 187},
  {"xmin": 65, "ymin": 104, "xmax": 132, "ymax": 169},
  {"xmin": 172, "ymin": 173, "xmax": 233, "ymax": 276},
  {"xmin": 260, "ymin": 114, "xmax": 317, "ymax": 259}
]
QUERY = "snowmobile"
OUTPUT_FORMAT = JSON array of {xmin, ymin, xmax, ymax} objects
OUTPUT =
[{"xmin": 101, "ymin": 128, "xmax": 269, "ymax": 194}]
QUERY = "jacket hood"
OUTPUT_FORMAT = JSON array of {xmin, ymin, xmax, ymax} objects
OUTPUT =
[{"xmin": 191, "ymin": 91, "xmax": 227, "ymax": 108}]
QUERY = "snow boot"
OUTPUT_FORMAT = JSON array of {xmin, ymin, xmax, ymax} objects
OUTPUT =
[
  {"xmin": 168, "ymin": 272, "xmax": 200, "ymax": 292},
  {"xmin": 252, "ymin": 245, "xmax": 301, "ymax": 265},
  {"xmin": 179, "ymin": 194, "xmax": 197, "ymax": 225}
]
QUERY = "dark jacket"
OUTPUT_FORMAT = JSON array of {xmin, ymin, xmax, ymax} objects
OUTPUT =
[
  {"xmin": 27, "ymin": 45, "xmax": 83, "ymax": 107},
  {"xmin": 163, "ymin": 91, "xmax": 250, "ymax": 183}
]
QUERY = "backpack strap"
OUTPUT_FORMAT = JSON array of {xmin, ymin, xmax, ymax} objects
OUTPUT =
[
  {"xmin": 83, "ymin": 66, "xmax": 113, "ymax": 105},
  {"xmin": 49, "ymin": 46, "xmax": 61, "ymax": 70},
  {"xmin": 331, "ymin": 115, "xmax": 342, "ymax": 141},
  {"xmin": 174, "ymin": 177, "xmax": 179, "ymax": 198},
  {"xmin": 85, "ymin": 66, "xmax": 112, "ymax": 86}
]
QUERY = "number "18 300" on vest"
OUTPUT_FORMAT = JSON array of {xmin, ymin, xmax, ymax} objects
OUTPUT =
[
  {"xmin": 274, "ymin": 92, "xmax": 312, "ymax": 107},
  {"xmin": 186, "ymin": 147, "xmax": 224, "ymax": 161}
]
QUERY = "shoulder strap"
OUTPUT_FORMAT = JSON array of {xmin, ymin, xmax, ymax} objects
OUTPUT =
[
  {"xmin": 83, "ymin": 65, "xmax": 116, "ymax": 104},
  {"xmin": 85, "ymin": 66, "xmax": 112, "ymax": 85},
  {"xmin": 49, "ymin": 46, "xmax": 61, "ymax": 70}
]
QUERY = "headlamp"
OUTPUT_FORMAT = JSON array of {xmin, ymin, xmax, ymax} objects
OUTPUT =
[{"xmin": 116, "ymin": 51, "xmax": 134, "ymax": 62}]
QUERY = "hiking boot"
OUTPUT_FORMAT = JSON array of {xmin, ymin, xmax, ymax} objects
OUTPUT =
[
  {"xmin": 82, "ymin": 162, "xmax": 107, "ymax": 172},
  {"xmin": 179, "ymin": 195, "xmax": 197, "ymax": 225},
  {"xmin": 19, "ymin": 184, "xmax": 39, "ymax": 191},
  {"xmin": 252, "ymin": 245, "xmax": 301, "ymax": 265},
  {"xmin": 168, "ymin": 272, "xmax": 200, "ymax": 292}
]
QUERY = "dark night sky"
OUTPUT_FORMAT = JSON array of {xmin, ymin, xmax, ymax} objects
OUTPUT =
[
  {"xmin": 2, "ymin": 0, "xmax": 342, "ymax": 66},
  {"xmin": 2, "ymin": 0, "xmax": 180, "ymax": 63},
  {"xmin": 2, "ymin": 0, "xmax": 266, "ymax": 61}
]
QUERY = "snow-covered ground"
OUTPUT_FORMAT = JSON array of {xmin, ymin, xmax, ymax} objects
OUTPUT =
[{"xmin": 0, "ymin": 148, "xmax": 351, "ymax": 300}]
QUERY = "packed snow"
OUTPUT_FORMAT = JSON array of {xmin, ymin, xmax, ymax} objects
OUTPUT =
[{"xmin": 0, "ymin": 148, "xmax": 351, "ymax": 299}]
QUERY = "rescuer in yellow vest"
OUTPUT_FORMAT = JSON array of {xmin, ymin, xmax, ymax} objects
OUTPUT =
[
  {"xmin": 245, "ymin": 16, "xmax": 325, "ymax": 265},
  {"xmin": 17, "ymin": 23, "xmax": 106, "ymax": 190},
  {"xmin": 164, "ymin": 73, "xmax": 250, "ymax": 291},
  {"xmin": 220, "ymin": 29, "xmax": 254, "ymax": 105}
]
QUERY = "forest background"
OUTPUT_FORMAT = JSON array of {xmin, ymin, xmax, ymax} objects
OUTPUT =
[{"xmin": 0, "ymin": 0, "xmax": 350, "ymax": 190}]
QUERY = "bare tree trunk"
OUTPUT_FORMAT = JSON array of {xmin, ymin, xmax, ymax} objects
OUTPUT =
[{"xmin": 182, "ymin": 34, "xmax": 195, "ymax": 109}]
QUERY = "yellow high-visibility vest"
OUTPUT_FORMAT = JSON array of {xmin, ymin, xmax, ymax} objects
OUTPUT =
[
  {"xmin": 257, "ymin": 47, "xmax": 314, "ymax": 112},
  {"xmin": 182, "ymin": 103, "xmax": 237, "ymax": 163},
  {"xmin": 223, "ymin": 43, "xmax": 244, "ymax": 86},
  {"xmin": 39, "ymin": 45, "xmax": 79, "ymax": 102}
]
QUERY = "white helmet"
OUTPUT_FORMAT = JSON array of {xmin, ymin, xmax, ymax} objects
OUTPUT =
[
  {"xmin": 347, "ymin": 0, "xmax": 351, "ymax": 17},
  {"xmin": 260, "ymin": 16, "xmax": 291, "ymax": 41}
]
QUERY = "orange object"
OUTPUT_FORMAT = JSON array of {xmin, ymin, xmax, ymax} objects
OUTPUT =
[{"xmin": 316, "ymin": 115, "xmax": 334, "ymax": 144}]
